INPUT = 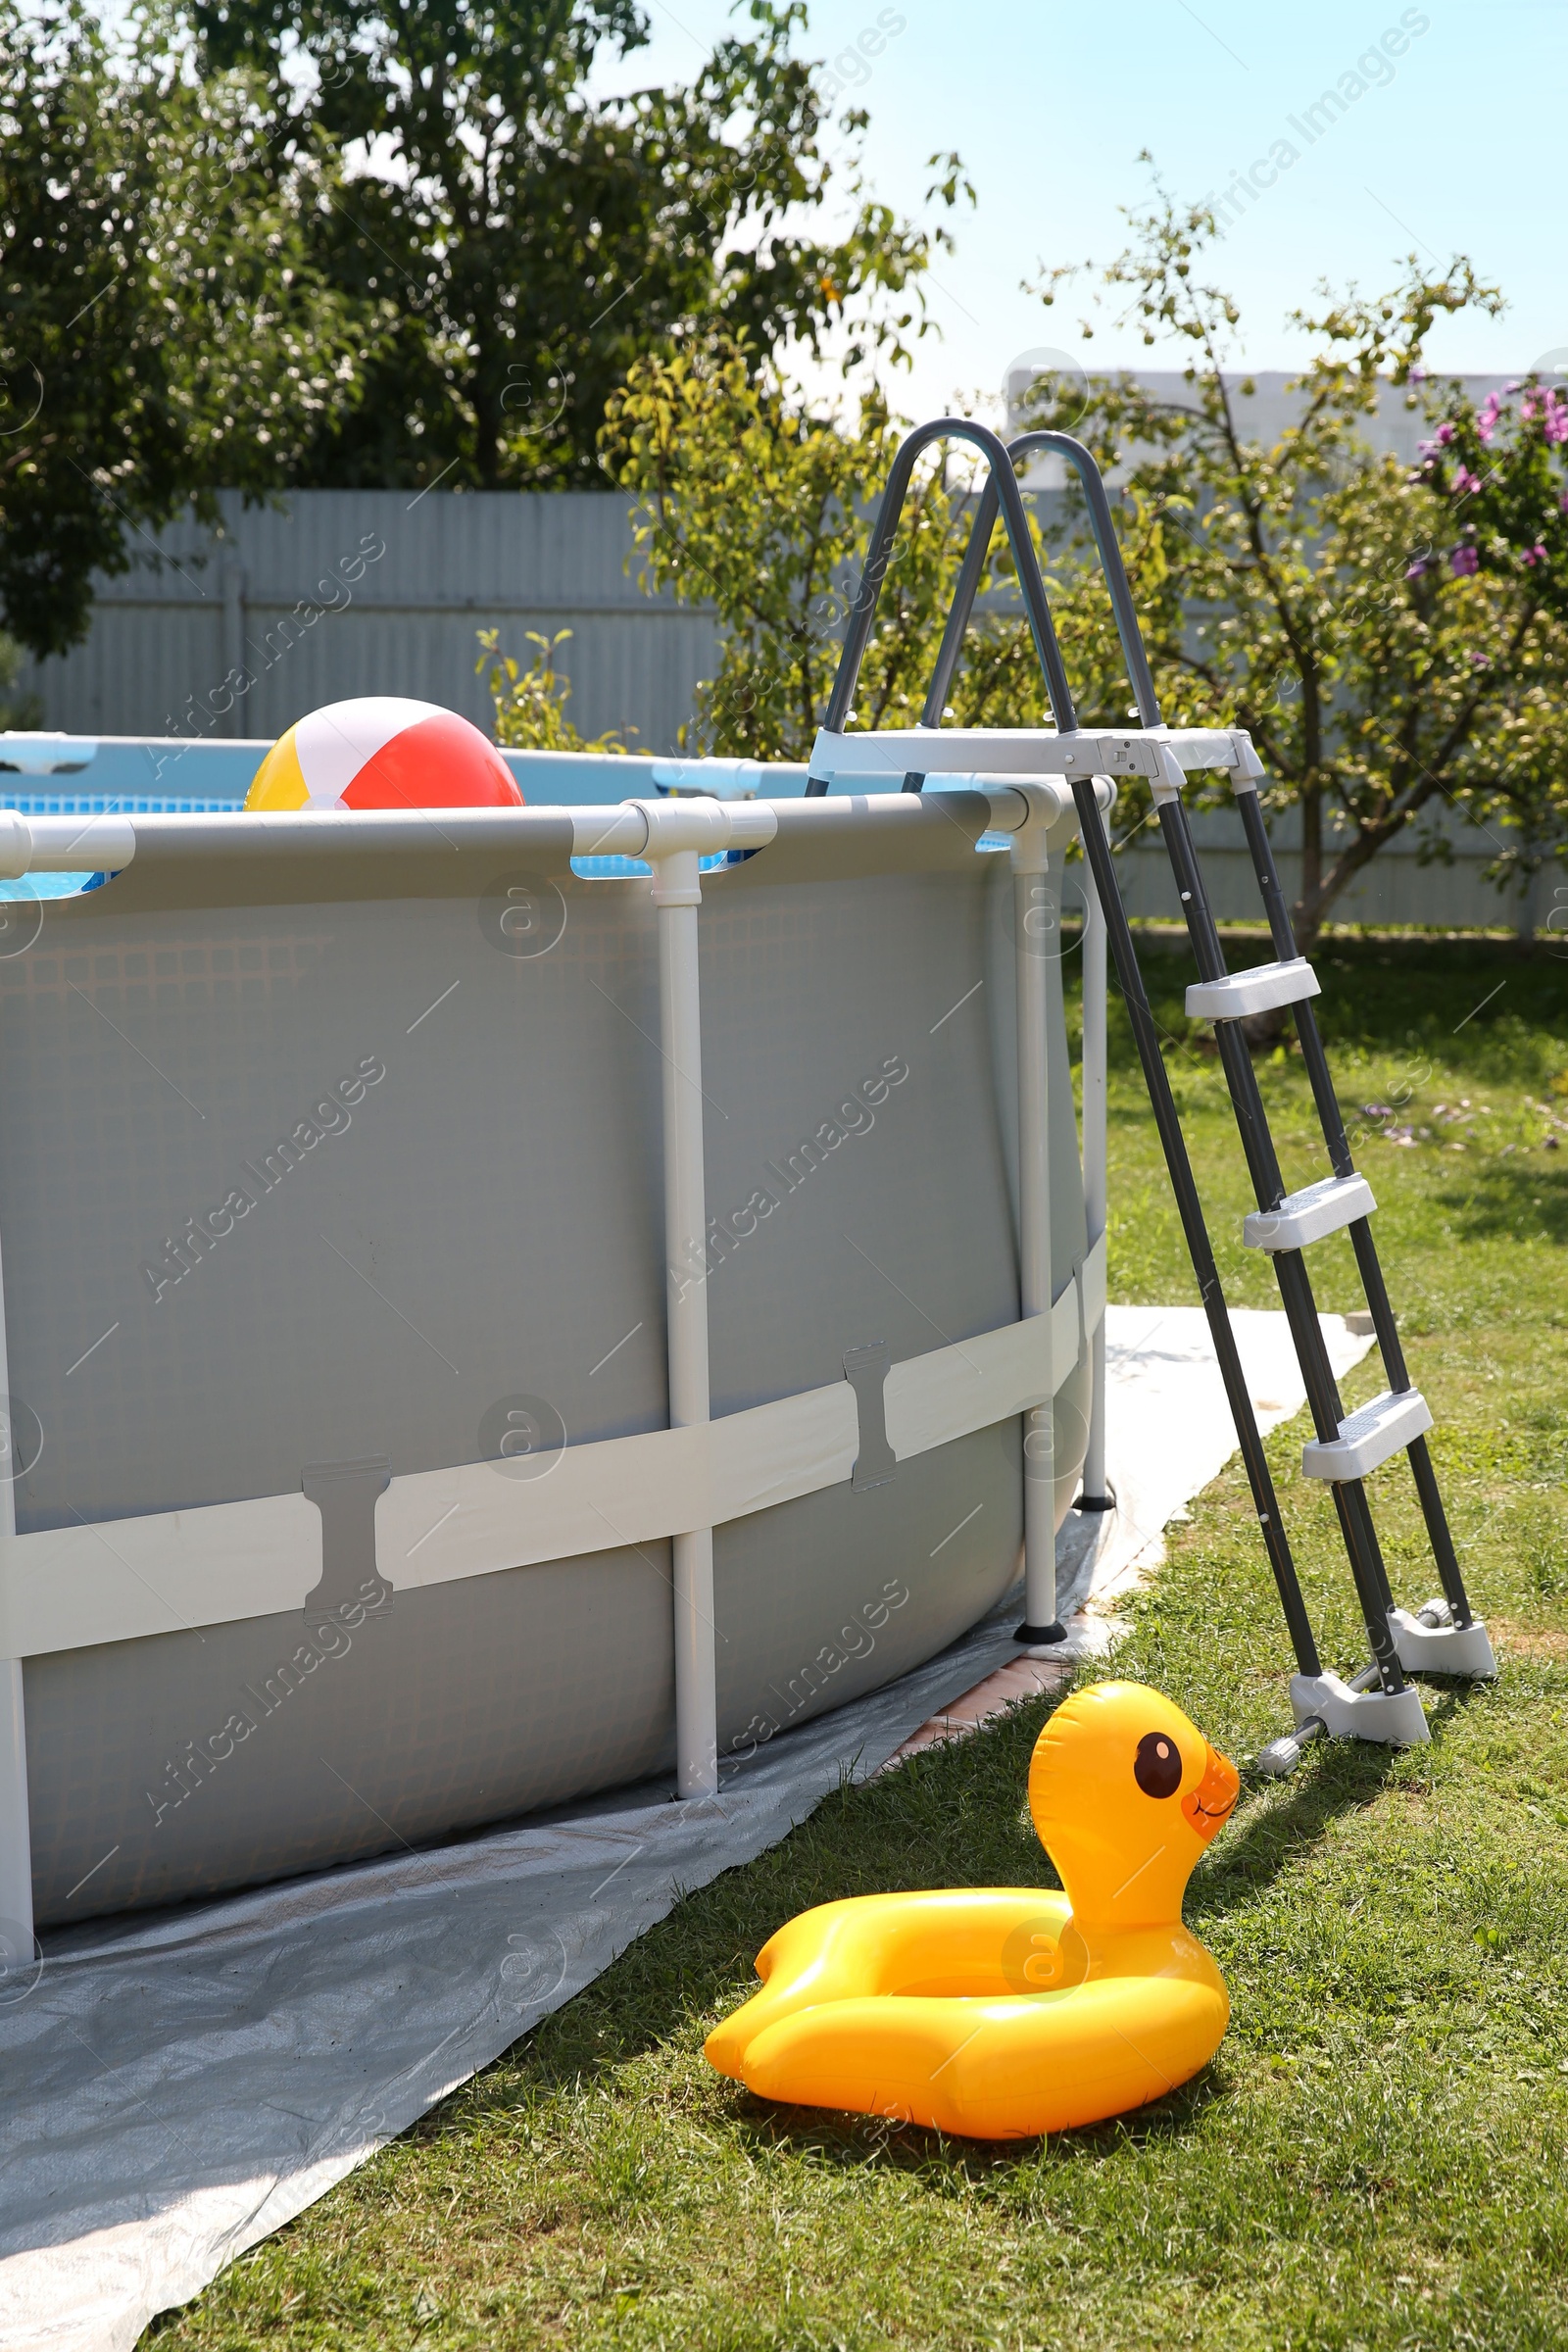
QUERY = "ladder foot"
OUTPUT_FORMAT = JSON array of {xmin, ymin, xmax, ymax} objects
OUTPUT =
[
  {"xmin": 1015, "ymin": 1618, "xmax": 1067, "ymax": 1646},
  {"xmin": 1073, "ymin": 1493, "xmax": 1114, "ymax": 1513},
  {"xmin": 1289, "ymin": 1670, "xmax": 1430, "ymax": 1748},
  {"xmin": 1390, "ymin": 1602, "xmax": 1497, "ymax": 1681}
]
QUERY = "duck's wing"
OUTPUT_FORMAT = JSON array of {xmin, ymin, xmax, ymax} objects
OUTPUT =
[
  {"xmin": 733, "ymin": 1972, "xmax": 1230, "ymax": 2139},
  {"xmin": 705, "ymin": 1889, "xmax": 1069, "ymax": 2081}
]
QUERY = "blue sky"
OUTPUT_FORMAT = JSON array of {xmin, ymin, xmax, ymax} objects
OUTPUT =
[{"xmin": 590, "ymin": 0, "xmax": 1565, "ymax": 418}]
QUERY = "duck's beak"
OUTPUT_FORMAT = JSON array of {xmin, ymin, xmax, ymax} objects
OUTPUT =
[{"xmin": 1181, "ymin": 1740, "xmax": 1240, "ymax": 1842}]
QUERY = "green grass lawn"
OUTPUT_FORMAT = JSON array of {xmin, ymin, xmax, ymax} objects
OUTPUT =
[{"xmin": 150, "ymin": 931, "xmax": 1568, "ymax": 2352}]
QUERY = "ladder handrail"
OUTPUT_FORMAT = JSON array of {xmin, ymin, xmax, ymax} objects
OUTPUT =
[
  {"xmin": 808, "ymin": 419, "xmax": 1077, "ymax": 793},
  {"xmin": 918, "ymin": 430, "xmax": 1162, "ymax": 745}
]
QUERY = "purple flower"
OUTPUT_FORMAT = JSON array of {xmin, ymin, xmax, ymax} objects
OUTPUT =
[
  {"xmin": 1450, "ymin": 546, "xmax": 1480, "ymax": 576},
  {"xmin": 1436, "ymin": 421, "xmax": 1455, "ymax": 445},
  {"xmin": 1544, "ymin": 398, "xmax": 1568, "ymax": 448},
  {"xmin": 1405, "ymin": 556, "xmax": 1431, "ymax": 578},
  {"xmin": 1523, "ymin": 543, "xmax": 1547, "ymax": 566},
  {"xmin": 1560, "ymin": 489, "xmax": 1568, "ymax": 515},
  {"xmin": 1452, "ymin": 466, "xmax": 1482, "ymax": 495}
]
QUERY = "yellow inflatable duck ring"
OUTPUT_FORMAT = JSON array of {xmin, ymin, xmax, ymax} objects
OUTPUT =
[{"xmin": 706, "ymin": 1681, "xmax": 1239, "ymax": 2138}]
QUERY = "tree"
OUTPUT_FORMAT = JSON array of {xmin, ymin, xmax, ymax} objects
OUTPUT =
[
  {"xmin": 0, "ymin": 627, "xmax": 39, "ymax": 726},
  {"xmin": 195, "ymin": 0, "xmax": 956, "ymax": 492},
  {"xmin": 600, "ymin": 339, "xmax": 1049, "ymax": 759},
  {"xmin": 0, "ymin": 1, "xmax": 371, "ymax": 657},
  {"xmin": 1014, "ymin": 184, "xmax": 1568, "ymax": 946},
  {"xmin": 476, "ymin": 626, "xmax": 631, "ymax": 752}
]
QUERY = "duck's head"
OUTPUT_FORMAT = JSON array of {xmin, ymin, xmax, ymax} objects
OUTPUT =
[{"xmin": 1027, "ymin": 1681, "xmax": 1238, "ymax": 1931}]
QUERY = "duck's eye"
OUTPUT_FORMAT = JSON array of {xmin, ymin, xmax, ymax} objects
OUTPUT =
[{"xmin": 1134, "ymin": 1732, "xmax": 1183, "ymax": 1798}]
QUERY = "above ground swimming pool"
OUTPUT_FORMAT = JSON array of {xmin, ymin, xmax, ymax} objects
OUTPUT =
[{"xmin": 0, "ymin": 758, "xmax": 1107, "ymax": 1947}]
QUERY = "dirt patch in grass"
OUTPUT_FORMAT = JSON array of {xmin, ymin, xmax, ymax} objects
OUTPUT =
[{"xmin": 1491, "ymin": 1619, "xmax": 1568, "ymax": 1662}]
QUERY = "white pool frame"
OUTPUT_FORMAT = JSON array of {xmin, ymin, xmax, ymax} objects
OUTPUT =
[{"xmin": 0, "ymin": 777, "xmax": 1111, "ymax": 1949}]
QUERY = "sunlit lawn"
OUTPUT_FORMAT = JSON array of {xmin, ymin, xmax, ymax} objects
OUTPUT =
[{"xmin": 151, "ymin": 930, "xmax": 1568, "ymax": 2351}]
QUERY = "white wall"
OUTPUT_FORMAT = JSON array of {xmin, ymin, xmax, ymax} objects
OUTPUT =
[
  {"xmin": 1004, "ymin": 369, "xmax": 1513, "ymax": 485},
  {"xmin": 1111, "ymin": 799, "xmax": 1552, "ymax": 936}
]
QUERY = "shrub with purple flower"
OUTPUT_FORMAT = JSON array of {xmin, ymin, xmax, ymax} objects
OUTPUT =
[{"xmin": 1410, "ymin": 371, "xmax": 1568, "ymax": 605}]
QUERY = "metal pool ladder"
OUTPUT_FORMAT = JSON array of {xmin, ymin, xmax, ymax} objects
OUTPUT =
[{"xmin": 806, "ymin": 416, "xmax": 1495, "ymax": 1771}]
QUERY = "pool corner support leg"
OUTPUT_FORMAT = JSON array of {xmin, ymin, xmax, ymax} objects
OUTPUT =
[
  {"xmin": 654, "ymin": 840, "xmax": 720, "ymax": 1799},
  {"xmin": 0, "ymin": 1278, "xmax": 34, "ymax": 1947},
  {"xmin": 1011, "ymin": 804, "xmax": 1066, "ymax": 1647},
  {"xmin": 1076, "ymin": 858, "xmax": 1112, "ymax": 1513},
  {"xmin": 672, "ymin": 1529, "xmax": 717, "ymax": 1796},
  {"xmin": 0, "ymin": 1657, "xmax": 32, "ymax": 1957}
]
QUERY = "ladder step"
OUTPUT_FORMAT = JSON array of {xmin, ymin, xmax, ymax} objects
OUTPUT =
[
  {"xmin": 1186, "ymin": 958, "xmax": 1321, "ymax": 1021},
  {"xmin": 1243, "ymin": 1173, "xmax": 1377, "ymax": 1252},
  {"xmin": 1301, "ymin": 1389, "xmax": 1433, "ymax": 1482}
]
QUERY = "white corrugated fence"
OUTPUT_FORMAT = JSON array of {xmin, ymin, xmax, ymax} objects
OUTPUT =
[
  {"xmin": 12, "ymin": 487, "xmax": 1558, "ymax": 930},
  {"xmin": 17, "ymin": 490, "xmax": 720, "ymax": 758}
]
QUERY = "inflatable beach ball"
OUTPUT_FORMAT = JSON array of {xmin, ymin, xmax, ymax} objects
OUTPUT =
[{"xmin": 246, "ymin": 697, "xmax": 523, "ymax": 811}]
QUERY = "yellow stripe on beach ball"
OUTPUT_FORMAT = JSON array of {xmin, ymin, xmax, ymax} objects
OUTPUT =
[{"xmin": 244, "ymin": 727, "xmax": 311, "ymax": 811}]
